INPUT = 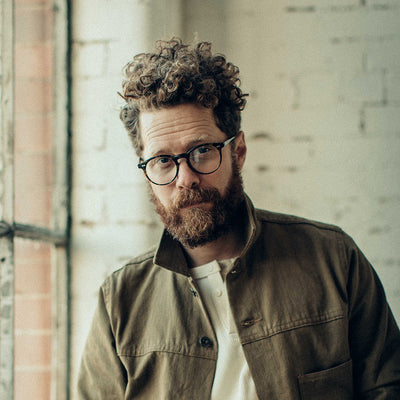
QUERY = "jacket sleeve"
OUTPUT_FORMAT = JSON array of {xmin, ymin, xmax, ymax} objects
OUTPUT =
[
  {"xmin": 77, "ymin": 284, "xmax": 127, "ymax": 399},
  {"xmin": 344, "ymin": 235, "xmax": 400, "ymax": 398}
]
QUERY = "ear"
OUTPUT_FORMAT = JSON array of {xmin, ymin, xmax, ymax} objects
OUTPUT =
[{"xmin": 234, "ymin": 131, "xmax": 247, "ymax": 171}]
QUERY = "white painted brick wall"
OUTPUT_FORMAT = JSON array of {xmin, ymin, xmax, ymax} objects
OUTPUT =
[
  {"xmin": 70, "ymin": 1, "xmax": 185, "ymax": 393},
  {"xmin": 71, "ymin": 0, "xmax": 400, "ymax": 394},
  {"xmin": 186, "ymin": 0, "xmax": 400, "ymax": 318}
]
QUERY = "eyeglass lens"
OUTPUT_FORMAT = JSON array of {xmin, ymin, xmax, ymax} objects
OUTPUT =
[{"xmin": 146, "ymin": 144, "xmax": 222, "ymax": 185}]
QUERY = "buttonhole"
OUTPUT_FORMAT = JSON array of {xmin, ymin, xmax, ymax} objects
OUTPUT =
[{"xmin": 241, "ymin": 318, "xmax": 263, "ymax": 328}]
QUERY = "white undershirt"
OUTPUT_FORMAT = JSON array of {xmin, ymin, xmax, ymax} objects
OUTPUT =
[{"xmin": 190, "ymin": 260, "xmax": 259, "ymax": 400}]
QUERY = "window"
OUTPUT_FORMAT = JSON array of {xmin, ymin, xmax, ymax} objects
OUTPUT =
[{"xmin": 0, "ymin": 0, "xmax": 70, "ymax": 399}]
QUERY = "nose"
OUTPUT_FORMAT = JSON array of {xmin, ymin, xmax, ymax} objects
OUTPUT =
[{"xmin": 175, "ymin": 158, "xmax": 200, "ymax": 189}]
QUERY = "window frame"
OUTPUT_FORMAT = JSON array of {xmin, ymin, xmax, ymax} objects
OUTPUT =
[{"xmin": 0, "ymin": 0, "xmax": 71, "ymax": 398}]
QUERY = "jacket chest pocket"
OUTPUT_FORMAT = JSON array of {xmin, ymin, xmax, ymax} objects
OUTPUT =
[{"xmin": 297, "ymin": 360, "xmax": 353, "ymax": 400}]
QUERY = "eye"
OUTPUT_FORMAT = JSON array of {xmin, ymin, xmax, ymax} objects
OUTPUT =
[
  {"xmin": 191, "ymin": 144, "xmax": 216, "ymax": 162},
  {"xmin": 197, "ymin": 145, "xmax": 211, "ymax": 154},
  {"xmin": 158, "ymin": 157, "xmax": 171, "ymax": 164},
  {"xmin": 150, "ymin": 156, "xmax": 174, "ymax": 170}
]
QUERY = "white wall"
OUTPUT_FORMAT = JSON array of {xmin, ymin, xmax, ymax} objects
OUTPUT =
[
  {"xmin": 70, "ymin": 0, "xmax": 182, "ymax": 392},
  {"xmin": 70, "ymin": 0, "xmax": 400, "ymax": 395}
]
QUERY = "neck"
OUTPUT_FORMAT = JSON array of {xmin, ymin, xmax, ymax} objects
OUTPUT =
[{"xmin": 183, "ymin": 223, "xmax": 245, "ymax": 267}]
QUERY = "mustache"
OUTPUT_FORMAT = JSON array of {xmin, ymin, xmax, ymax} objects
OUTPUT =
[{"xmin": 173, "ymin": 187, "xmax": 221, "ymax": 209}]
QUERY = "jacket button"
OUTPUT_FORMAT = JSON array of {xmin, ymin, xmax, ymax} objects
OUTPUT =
[{"xmin": 199, "ymin": 336, "xmax": 213, "ymax": 348}]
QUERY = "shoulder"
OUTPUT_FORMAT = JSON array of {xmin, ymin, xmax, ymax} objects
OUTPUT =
[
  {"xmin": 101, "ymin": 245, "xmax": 160, "ymax": 294},
  {"xmin": 254, "ymin": 208, "xmax": 351, "ymax": 242},
  {"xmin": 255, "ymin": 208, "xmax": 342, "ymax": 233},
  {"xmin": 253, "ymin": 208, "xmax": 358, "ymax": 258}
]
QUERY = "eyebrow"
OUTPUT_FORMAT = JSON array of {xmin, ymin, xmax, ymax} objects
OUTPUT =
[{"xmin": 149, "ymin": 137, "xmax": 211, "ymax": 158}]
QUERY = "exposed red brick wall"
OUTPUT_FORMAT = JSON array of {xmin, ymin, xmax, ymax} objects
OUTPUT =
[
  {"xmin": 14, "ymin": 239, "xmax": 52, "ymax": 400},
  {"xmin": 14, "ymin": 0, "xmax": 54, "ymax": 228},
  {"xmin": 14, "ymin": 0, "xmax": 55, "ymax": 398}
]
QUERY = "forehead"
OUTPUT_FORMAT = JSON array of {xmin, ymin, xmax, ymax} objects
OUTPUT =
[{"xmin": 139, "ymin": 104, "xmax": 225, "ymax": 156}]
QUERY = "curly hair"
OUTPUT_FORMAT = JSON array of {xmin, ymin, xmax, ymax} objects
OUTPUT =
[{"xmin": 119, "ymin": 38, "xmax": 247, "ymax": 156}]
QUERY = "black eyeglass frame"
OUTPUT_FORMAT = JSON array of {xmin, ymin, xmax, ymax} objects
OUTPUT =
[{"xmin": 137, "ymin": 135, "xmax": 236, "ymax": 186}]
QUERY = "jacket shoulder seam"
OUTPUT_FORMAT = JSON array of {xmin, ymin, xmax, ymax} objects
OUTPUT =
[
  {"xmin": 110, "ymin": 247, "xmax": 157, "ymax": 275},
  {"xmin": 256, "ymin": 209, "xmax": 343, "ymax": 233}
]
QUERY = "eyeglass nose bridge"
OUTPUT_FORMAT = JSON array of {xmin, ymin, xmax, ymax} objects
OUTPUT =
[{"xmin": 171, "ymin": 151, "xmax": 199, "ymax": 176}]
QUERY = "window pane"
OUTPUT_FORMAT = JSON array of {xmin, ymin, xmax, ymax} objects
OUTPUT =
[
  {"xmin": 14, "ymin": 0, "xmax": 54, "ymax": 228},
  {"xmin": 14, "ymin": 238, "xmax": 53, "ymax": 400}
]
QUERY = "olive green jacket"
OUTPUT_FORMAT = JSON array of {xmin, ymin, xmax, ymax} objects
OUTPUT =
[{"xmin": 78, "ymin": 196, "xmax": 400, "ymax": 399}]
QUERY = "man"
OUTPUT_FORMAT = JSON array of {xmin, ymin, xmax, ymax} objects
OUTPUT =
[{"xmin": 78, "ymin": 38, "xmax": 400, "ymax": 399}]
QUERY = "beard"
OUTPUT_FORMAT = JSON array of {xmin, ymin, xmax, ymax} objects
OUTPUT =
[{"xmin": 150, "ymin": 161, "xmax": 245, "ymax": 248}]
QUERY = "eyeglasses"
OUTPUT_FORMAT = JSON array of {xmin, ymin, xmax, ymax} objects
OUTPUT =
[{"xmin": 138, "ymin": 136, "xmax": 236, "ymax": 185}]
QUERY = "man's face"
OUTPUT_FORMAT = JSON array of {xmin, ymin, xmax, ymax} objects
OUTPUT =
[{"xmin": 139, "ymin": 103, "xmax": 247, "ymax": 247}]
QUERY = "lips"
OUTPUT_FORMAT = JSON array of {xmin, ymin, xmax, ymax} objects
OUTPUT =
[{"xmin": 182, "ymin": 202, "xmax": 212, "ymax": 210}]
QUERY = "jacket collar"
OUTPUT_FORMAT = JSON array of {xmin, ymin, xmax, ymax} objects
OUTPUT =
[{"xmin": 153, "ymin": 194, "xmax": 260, "ymax": 275}]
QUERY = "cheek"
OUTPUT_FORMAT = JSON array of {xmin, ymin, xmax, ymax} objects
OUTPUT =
[
  {"xmin": 151, "ymin": 185, "xmax": 172, "ymax": 207},
  {"xmin": 199, "ymin": 168, "xmax": 231, "ymax": 198},
  {"xmin": 214, "ymin": 159, "xmax": 233, "ymax": 190}
]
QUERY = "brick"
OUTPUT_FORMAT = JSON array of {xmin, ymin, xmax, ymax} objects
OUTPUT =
[
  {"xmin": 15, "ymin": 79, "xmax": 53, "ymax": 113},
  {"xmin": 73, "ymin": 151, "xmax": 108, "ymax": 188},
  {"xmin": 297, "ymin": 72, "xmax": 340, "ymax": 107},
  {"xmin": 109, "ymin": 153, "xmax": 143, "ymax": 185},
  {"xmin": 14, "ymin": 370, "xmax": 51, "ymax": 400},
  {"xmin": 367, "ymin": 38, "xmax": 400, "ymax": 70},
  {"xmin": 247, "ymin": 135, "xmax": 399, "ymax": 206},
  {"xmin": 14, "ymin": 187, "xmax": 53, "ymax": 226},
  {"xmin": 362, "ymin": 201, "xmax": 400, "ymax": 260},
  {"xmin": 262, "ymin": 104, "xmax": 360, "ymax": 139},
  {"xmin": 106, "ymin": 183, "xmax": 154, "ymax": 224},
  {"xmin": 317, "ymin": 7, "xmax": 400, "ymax": 39},
  {"xmin": 106, "ymin": 110, "xmax": 139, "ymax": 151},
  {"xmin": 364, "ymin": 105, "xmax": 400, "ymax": 135},
  {"xmin": 15, "ymin": 260, "xmax": 51, "ymax": 295},
  {"xmin": 14, "ymin": 238, "xmax": 52, "ymax": 260},
  {"xmin": 15, "ymin": 43, "xmax": 53, "ymax": 79},
  {"xmin": 270, "ymin": 42, "xmax": 332, "ymax": 75},
  {"xmin": 310, "ymin": 137, "xmax": 400, "ymax": 198},
  {"xmin": 72, "ymin": 78, "xmax": 108, "ymax": 115},
  {"xmin": 72, "ymin": 42, "xmax": 108, "ymax": 78},
  {"xmin": 16, "ymin": 0, "xmax": 49, "ymax": 4},
  {"xmin": 387, "ymin": 72, "xmax": 400, "ymax": 103},
  {"xmin": 324, "ymin": 41, "xmax": 364, "ymax": 72},
  {"xmin": 73, "ymin": 187, "xmax": 105, "ymax": 223},
  {"xmin": 284, "ymin": 0, "xmax": 359, "ymax": 4},
  {"xmin": 285, "ymin": 5, "xmax": 316, "ymax": 13},
  {"xmin": 72, "ymin": 113, "xmax": 107, "ymax": 152},
  {"xmin": 72, "ymin": 0, "xmax": 149, "ymax": 42},
  {"xmin": 340, "ymin": 71, "xmax": 383, "ymax": 104},
  {"xmin": 14, "ymin": 113, "xmax": 53, "ymax": 152},
  {"xmin": 15, "ymin": 333, "xmax": 52, "ymax": 366},
  {"xmin": 107, "ymin": 42, "xmax": 147, "ymax": 79},
  {"xmin": 15, "ymin": 296, "xmax": 51, "ymax": 330},
  {"xmin": 246, "ymin": 141, "xmax": 312, "ymax": 171},
  {"xmin": 367, "ymin": 0, "xmax": 400, "ymax": 9},
  {"xmin": 15, "ymin": 7, "xmax": 53, "ymax": 44},
  {"xmin": 14, "ymin": 153, "xmax": 53, "ymax": 188},
  {"xmin": 71, "ymin": 224, "xmax": 160, "ymax": 284}
]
